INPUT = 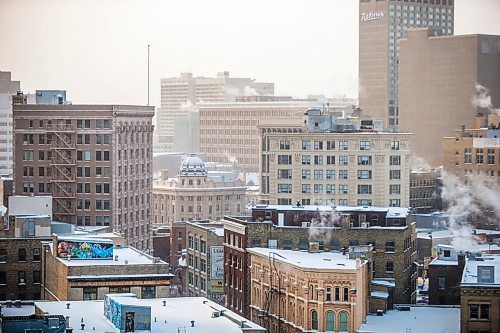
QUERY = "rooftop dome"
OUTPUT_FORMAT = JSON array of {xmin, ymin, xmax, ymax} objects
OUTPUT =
[{"xmin": 179, "ymin": 154, "xmax": 207, "ymax": 176}]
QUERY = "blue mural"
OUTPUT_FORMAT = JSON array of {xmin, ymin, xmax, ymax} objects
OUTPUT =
[
  {"xmin": 56, "ymin": 240, "xmax": 113, "ymax": 259},
  {"xmin": 104, "ymin": 294, "xmax": 151, "ymax": 333},
  {"xmin": 104, "ymin": 295, "xmax": 122, "ymax": 330}
]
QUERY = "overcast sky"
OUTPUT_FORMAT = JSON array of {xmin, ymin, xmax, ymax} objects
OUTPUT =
[{"xmin": 1, "ymin": 0, "xmax": 499, "ymax": 107}]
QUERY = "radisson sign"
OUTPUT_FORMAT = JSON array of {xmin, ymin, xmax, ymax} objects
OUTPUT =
[{"xmin": 360, "ymin": 11, "xmax": 385, "ymax": 22}]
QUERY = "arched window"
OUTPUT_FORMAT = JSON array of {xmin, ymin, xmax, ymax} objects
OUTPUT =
[
  {"xmin": 325, "ymin": 311, "xmax": 335, "ymax": 332},
  {"xmin": 339, "ymin": 311, "xmax": 349, "ymax": 332},
  {"xmin": 311, "ymin": 310, "xmax": 318, "ymax": 330}
]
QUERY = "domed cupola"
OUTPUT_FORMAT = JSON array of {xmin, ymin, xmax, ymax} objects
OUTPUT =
[{"xmin": 179, "ymin": 154, "xmax": 207, "ymax": 176}]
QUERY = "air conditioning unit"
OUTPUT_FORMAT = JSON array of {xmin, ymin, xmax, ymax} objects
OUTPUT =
[
  {"xmin": 302, "ymin": 222, "xmax": 310, "ymax": 228},
  {"xmin": 361, "ymin": 222, "xmax": 370, "ymax": 228}
]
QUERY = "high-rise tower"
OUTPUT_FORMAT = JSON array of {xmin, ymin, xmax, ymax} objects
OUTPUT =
[{"xmin": 358, "ymin": 0, "xmax": 454, "ymax": 131}]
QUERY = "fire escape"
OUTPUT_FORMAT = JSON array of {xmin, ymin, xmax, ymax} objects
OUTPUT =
[
  {"xmin": 47, "ymin": 123, "xmax": 76, "ymax": 224},
  {"xmin": 258, "ymin": 252, "xmax": 285, "ymax": 333}
]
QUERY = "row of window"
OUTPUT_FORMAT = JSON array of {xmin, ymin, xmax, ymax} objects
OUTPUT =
[
  {"xmin": 0, "ymin": 271, "xmax": 40, "ymax": 285},
  {"xmin": 76, "ymin": 215, "xmax": 110, "ymax": 226},
  {"xmin": 0, "ymin": 248, "xmax": 40, "ymax": 262},
  {"xmin": 187, "ymin": 235, "xmax": 207, "ymax": 253},
  {"xmin": 463, "ymin": 148, "xmax": 496, "ymax": 165},
  {"xmin": 82, "ymin": 286, "xmax": 156, "ymax": 300},
  {"xmin": 278, "ymin": 154, "xmax": 401, "ymax": 167},
  {"xmin": 188, "ymin": 273, "xmax": 207, "ymax": 292},
  {"xmin": 279, "ymin": 140, "xmax": 401, "ymax": 151}
]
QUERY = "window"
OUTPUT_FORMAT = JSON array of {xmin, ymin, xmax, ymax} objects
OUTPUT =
[
  {"xmin": 390, "ymin": 155, "xmax": 401, "ymax": 165},
  {"xmin": 339, "ymin": 155, "xmax": 348, "ymax": 165},
  {"xmin": 33, "ymin": 271, "xmax": 41, "ymax": 284},
  {"xmin": 302, "ymin": 141, "xmax": 311, "ymax": 150},
  {"xmin": 18, "ymin": 271, "xmax": 26, "ymax": 284},
  {"xmin": 390, "ymin": 184, "xmax": 400, "ymax": 194},
  {"xmin": 335, "ymin": 287, "xmax": 340, "ymax": 301},
  {"xmin": 358, "ymin": 155, "xmax": 372, "ymax": 165},
  {"xmin": 325, "ymin": 287, "xmax": 332, "ymax": 301},
  {"xmin": 311, "ymin": 310, "xmax": 318, "ymax": 330},
  {"xmin": 326, "ymin": 140, "xmax": 335, "ymax": 150},
  {"xmin": 339, "ymin": 170, "xmax": 348, "ymax": 180},
  {"xmin": 314, "ymin": 155, "xmax": 323, "ymax": 165},
  {"xmin": 302, "ymin": 155, "xmax": 311, "ymax": 165},
  {"xmin": 357, "ymin": 170, "xmax": 372, "ymax": 179},
  {"xmin": 278, "ymin": 169, "xmax": 292, "ymax": 179},
  {"xmin": 18, "ymin": 248, "xmax": 27, "ymax": 261},
  {"xmin": 326, "ymin": 170, "xmax": 335, "ymax": 179},
  {"xmin": 0, "ymin": 271, "xmax": 6, "ymax": 284},
  {"xmin": 339, "ymin": 185, "xmax": 348, "ymax": 194},
  {"xmin": 390, "ymin": 199, "xmax": 400, "ymax": 207},
  {"xmin": 357, "ymin": 199, "xmax": 372, "ymax": 206},
  {"xmin": 339, "ymin": 312, "xmax": 349, "ymax": 332},
  {"xmin": 438, "ymin": 276, "xmax": 445, "ymax": 290},
  {"xmin": 278, "ymin": 155, "xmax": 292, "ymax": 164},
  {"xmin": 33, "ymin": 248, "xmax": 40, "ymax": 261},
  {"xmin": 487, "ymin": 149, "xmax": 495, "ymax": 164},
  {"xmin": 385, "ymin": 241, "xmax": 395, "ymax": 252},
  {"xmin": 301, "ymin": 184, "xmax": 310, "ymax": 194},
  {"xmin": 109, "ymin": 286, "xmax": 131, "ymax": 293},
  {"xmin": 389, "ymin": 170, "xmax": 400, "ymax": 180},
  {"xmin": 314, "ymin": 141, "xmax": 323, "ymax": 150},
  {"xmin": 279, "ymin": 140, "xmax": 290, "ymax": 150},
  {"xmin": 360, "ymin": 140, "xmax": 370, "ymax": 150},
  {"xmin": 478, "ymin": 266, "xmax": 494, "ymax": 283},
  {"xmin": 386, "ymin": 261, "xmax": 394, "ymax": 272},
  {"xmin": 343, "ymin": 287, "xmax": 349, "ymax": 301},
  {"xmin": 0, "ymin": 248, "xmax": 6, "ymax": 262},
  {"xmin": 326, "ymin": 184, "xmax": 335, "ymax": 194},
  {"xmin": 277, "ymin": 184, "xmax": 292, "ymax": 193},
  {"xmin": 313, "ymin": 170, "xmax": 323, "ymax": 180},
  {"xmin": 326, "ymin": 155, "xmax": 335, "ymax": 165},
  {"xmin": 391, "ymin": 140, "xmax": 400, "ymax": 150},
  {"xmin": 357, "ymin": 185, "xmax": 372, "ymax": 194},
  {"xmin": 469, "ymin": 304, "xmax": 490, "ymax": 320},
  {"xmin": 314, "ymin": 184, "xmax": 323, "ymax": 194},
  {"xmin": 339, "ymin": 140, "xmax": 348, "ymax": 150},
  {"xmin": 476, "ymin": 148, "xmax": 484, "ymax": 164},
  {"xmin": 302, "ymin": 169, "xmax": 311, "ymax": 179},
  {"xmin": 325, "ymin": 311, "xmax": 335, "ymax": 331},
  {"xmin": 84, "ymin": 150, "xmax": 91, "ymax": 161}
]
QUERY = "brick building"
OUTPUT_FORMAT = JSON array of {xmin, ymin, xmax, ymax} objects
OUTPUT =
[
  {"xmin": 428, "ymin": 244, "xmax": 465, "ymax": 305},
  {"xmin": 460, "ymin": 254, "xmax": 500, "ymax": 333},
  {"xmin": 223, "ymin": 205, "xmax": 417, "ymax": 318},
  {"xmin": 42, "ymin": 235, "xmax": 172, "ymax": 301},
  {"xmin": 12, "ymin": 99, "xmax": 155, "ymax": 250},
  {"xmin": 259, "ymin": 108, "xmax": 412, "ymax": 207},
  {"xmin": 248, "ymin": 248, "xmax": 369, "ymax": 333},
  {"xmin": 409, "ymin": 168, "xmax": 442, "ymax": 213}
]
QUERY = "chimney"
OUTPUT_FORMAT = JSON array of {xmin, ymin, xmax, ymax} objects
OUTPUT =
[
  {"xmin": 160, "ymin": 170, "xmax": 169, "ymax": 181},
  {"xmin": 460, "ymin": 124, "xmax": 466, "ymax": 137},
  {"xmin": 309, "ymin": 242, "xmax": 320, "ymax": 253},
  {"xmin": 458, "ymin": 253, "xmax": 466, "ymax": 269}
]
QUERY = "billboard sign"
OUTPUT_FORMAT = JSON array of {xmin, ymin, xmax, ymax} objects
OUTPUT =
[{"xmin": 210, "ymin": 246, "xmax": 224, "ymax": 280}]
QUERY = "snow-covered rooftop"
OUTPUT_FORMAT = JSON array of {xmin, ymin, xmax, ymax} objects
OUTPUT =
[
  {"xmin": 56, "ymin": 246, "xmax": 166, "ymax": 267},
  {"xmin": 371, "ymin": 279, "xmax": 395, "ymax": 288},
  {"xmin": 247, "ymin": 248, "xmax": 361, "ymax": 270},
  {"xmin": 357, "ymin": 306, "xmax": 460, "ymax": 333},
  {"xmin": 461, "ymin": 254, "xmax": 500, "ymax": 287},
  {"xmin": 34, "ymin": 297, "xmax": 265, "ymax": 333},
  {"xmin": 252, "ymin": 204, "xmax": 409, "ymax": 217}
]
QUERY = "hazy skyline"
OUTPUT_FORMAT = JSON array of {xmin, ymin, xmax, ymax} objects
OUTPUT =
[{"xmin": 1, "ymin": 0, "xmax": 499, "ymax": 107}]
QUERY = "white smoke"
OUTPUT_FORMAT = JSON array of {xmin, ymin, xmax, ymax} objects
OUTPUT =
[
  {"xmin": 441, "ymin": 171, "xmax": 500, "ymax": 252},
  {"xmin": 243, "ymin": 86, "xmax": 259, "ymax": 97},
  {"xmin": 472, "ymin": 83, "xmax": 500, "ymax": 115},
  {"xmin": 224, "ymin": 151, "xmax": 238, "ymax": 165},
  {"xmin": 410, "ymin": 155, "xmax": 434, "ymax": 172},
  {"xmin": 309, "ymin": 210, "xmax": 341, "ymax": 243}
]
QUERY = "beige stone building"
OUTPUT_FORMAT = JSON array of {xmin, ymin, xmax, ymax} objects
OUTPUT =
[
  {"xmin": 247, "ymin": 247, "xmax": 369, "ymax": 333},
  {"xmin": 443, "ymin": 115, "xmax": 500, "ymax": 183},
  {"xmin": 185, "ymin": 221, "xmax": 224, "ymax": 302},
  {"xmin": 42, "ymin": 235, "xmax": 172, "ymax": 301},
  {"xmin": 199, "ymin": 101, "xmax": 310, "ymax": 172},
  {"xmin": 359, "ymin": 0, "xmax": 454, "ymax": 131},
  {"xmin": 152, "ymin": 154, "xmax": 246, "ymax": 223},
  {"xmin": 460, "ymin": 254, "xmax": 500, "ymax": 333},
  {"xmin": 12, "ymin": 100, "xmax": 154, "ymax": 250},
  {"xmin": 259, "ymin": 109, "xmax": 412, "ymax": 207},
  {"xmin": 399, "ymin": 29, "xmax": 500, "ymax": 166},
  {"xmin": 156, "ymin": 71, "xmax": 274, "ymax": 153}
]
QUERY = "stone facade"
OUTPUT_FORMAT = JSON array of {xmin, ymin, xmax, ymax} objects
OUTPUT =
[
  {"xmin": 12, "ymin": 101, "xmax": 155, "ymax": 250},
  {"xmin": 248, "ymin": 248, "xmax": 368, "ymax": 333},
  {"xmin": 259, "ymin": 110, "xmax": 412, "ymax": 207}
]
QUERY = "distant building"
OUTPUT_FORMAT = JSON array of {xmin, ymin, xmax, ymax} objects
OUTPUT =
[
  {"xmin": 460, "ymin": 254, "xmax": 500, "ymax": 333},
  {"xmin": 156, "ymin": 71, "xmax": 274, "ymax": 153},
  {"xmin": 35, "ymin": 90, "xmax": 68, "ymax": 105},
  {"xmin": 399, "ymin": 29, "xmax": 500, "ymax": 166},
  {"xmin": 359, "ymin": 0, "xmax": 455, "ymax": 132},
  {"xmin": 152, "ymin": 154, "xmax": 246, "ymax": 224},
  {"xmin": 409, "ymin": 168, "xmax": 442, "ymax": 213},
  {"xmin": 185, "ymin": 221, "xmax": 224, "ymax": 303},
  {"xmin": 12, "ymin": 100, "xmax": 155, "ymax": 249},
  {"xmin": 428, "ymin": 244, "xmax": 465, "ymax": 305},
  {"xmin": 248, "ymin": 247, "xmax": 369, "ymax": 333},
  {"xmin": 259, "ymin": 108, "xmax": 412, "ymax": 207},
  {"xmin": 0, "ymin": 71, "xmax": 21, "ymax": 176},
  {"xmin": 42, "ymin": 235, "xmax": 173, "ymax": 301},
  {"xmin": 223, "ymin": 205, "xmax": 417, "ymax": 318}
]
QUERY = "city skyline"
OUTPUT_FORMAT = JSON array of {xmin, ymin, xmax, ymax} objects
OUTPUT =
[{"xmin": 0, "ymin": 0, "xmax": 499, "ymax": 109}]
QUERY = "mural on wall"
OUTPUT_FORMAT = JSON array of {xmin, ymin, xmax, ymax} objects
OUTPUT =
[
  {"xmin": 104, "ymin": 295, "xmax": 122, "ymax": 330},
  {"xmin": 56, "ymin": 239, "xmax": 113, "ymax": 259},
  {"xmin": 210, "ymin": 246, "xmax": 224, "ymax": 280}
]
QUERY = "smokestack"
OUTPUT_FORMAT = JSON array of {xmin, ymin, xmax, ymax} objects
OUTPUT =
[{"xmin": 461, "ymin": 124, "xmax": 466, "ymax": 137}]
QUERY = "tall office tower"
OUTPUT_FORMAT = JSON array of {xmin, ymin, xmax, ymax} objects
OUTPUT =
[
  {"xmin": 399, "ymin": 29, "xmax": 500, "ymax": 166},
  {"xmin": 358, "ymin": 0, "xmax": 454, "ymax": 131},
  {"xmin": 260, "ymin": 109, "xmax": 412, "ymax": 207},
  {"xmin": 155, "ymin": 71, "xmax": 274, "ymax": 153},
  {"xmin": 0, "ymin": 71, "xmax": 21, "ymax": 176},
  {"xmin": 13, "ymin": 99, "xmax": 155, "ymax": 250}
]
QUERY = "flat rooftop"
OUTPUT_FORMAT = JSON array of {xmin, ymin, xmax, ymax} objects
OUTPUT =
[
  {"xmin": 358, "ymin": 306, "xmax": 460, "ymax": 333},
  {"xmin": 462, "ymin": 254, "xmax": 500, "ymax": 286},
  {"xmin": 247, "ymin": 248, "xmax": 360, "ymax": 270},
  {"xmin": 35, "ymin": 297, "xmax": 265, "ymax": 333},
  {"xmin": 253, "ymin": 204, "xmax": 409, "ymax": 217}
]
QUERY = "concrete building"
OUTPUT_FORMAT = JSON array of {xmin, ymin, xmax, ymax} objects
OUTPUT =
[
  {"xmin": 156, "ymin": 71, "xmax": 274, "ymax": 153},
  {"xmin": 42, "ymin": 235, "xmax": 173, "ymax": 301},
  {"xmin": 359, "ymin": 0, "xmax": 454, "ymax": 132},
  {"xmin": 428, "ymin": 244, "xmax": 465, "ymax": 305},
  {"xmin": 0, "ymin": 71, "xmax": 20, "ymax": 176},
  {"xmin": 399, "ymin": 29, "xmax": 500, "ymax": 166},
  {"xmin": 199, "ymin": 101, "xmax": 313, "ymax": 172},
  {"xmin": 223, "ymin": 205, "xmax": 417, "ymax": 318},
  {"xmin": 410, "ymin": 168, "xmax": 442, "ymax": 213},
  {"xmin": 248, "ymin": 247, "xmax": 369, "ymax": 333},
  {"xmin": 185, "ymin": 221, "xmax": 224, "ymax": 302},
  {"xmin": 12, "ymin": 100, "xmax": 155, "ymax": 249},
  {"xmin": 460, "ymin": 254, "xmax": 500, "ymax": 333},
  {"xmin": 35, "ymin": 90, "xmax": 68, "ymax": 105},
  {"xmin": 259, "ymin": 109, "xmax": 412, "ymax": 207},
  {"xmin": 152, "ymin": 154, "xmax": 246, "ymax": 224}
]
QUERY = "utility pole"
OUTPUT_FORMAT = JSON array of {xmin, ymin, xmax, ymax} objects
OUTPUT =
[{"xmin": 147, "ymin": 44, "xmax": 150, "ymax": 106}]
